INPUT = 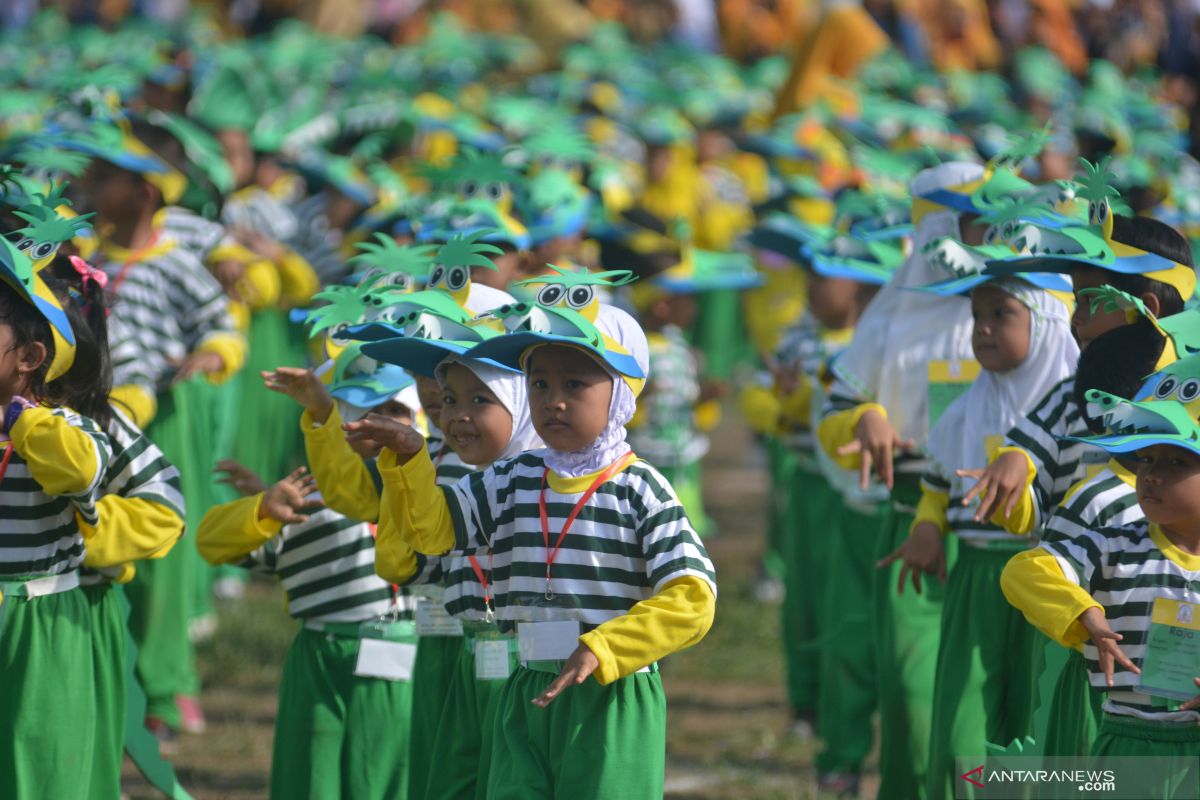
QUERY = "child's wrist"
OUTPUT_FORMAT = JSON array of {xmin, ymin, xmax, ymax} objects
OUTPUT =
[{"xmin": 2, "ymin": 396, "xmax": 34, "ymax": 434}]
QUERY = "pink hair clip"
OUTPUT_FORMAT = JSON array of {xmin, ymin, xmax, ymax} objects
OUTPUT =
[{"xmin": 69, "ymin": 255, "xmax": 109, "ymax": 291}]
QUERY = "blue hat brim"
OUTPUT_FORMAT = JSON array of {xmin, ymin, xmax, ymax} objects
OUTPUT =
[
  {"xmin": 917, "ymin": 187, "xmax": 980, "ymax": 215},
  {"xmin": 346, "ymin": 321, "xmax": 406, "ymax": 343},
  {"xmin": 1065, "ymin": 432, "xmax": 1200, "ymax": 458},
  {"xmin": 56, "ymin": 139, "xmax": 169, "ymax": 175},
  {"xmin": 984, "ymin": 253, "xmax": 1178, "ymax": 278},
  {"xmin": 329, "ymin": 368, "xmax": 415, "ymax": 408},
  {"xmin": 915, "ymin": 271, "xmax": 1072, "ymax": 296},
  {"xmin": 656, "ymin": 272, "xmax": 764, "ymax": 293},
  {"xmin": 362, "ymin": 336, "xmax": 517, "ymax": 378},
  {"xmin": 466, "ymin": 332, "xmax": 645, "ymax": 379}
]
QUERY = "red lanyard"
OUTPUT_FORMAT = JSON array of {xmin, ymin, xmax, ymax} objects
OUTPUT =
[
  {"xmin": 467, "ymin": 554, "xmax": 494, "ymax": 622},
  {"xmin": 107, "ymin": 231, "xmax": 161, "ymax": 298},
  {"xmin": 0, "ymin": 442, "xmax": 13, "ymax": 487},
  {"xmin": 538, "ymin": 451, "xmax": 637, "ymax": 600}
]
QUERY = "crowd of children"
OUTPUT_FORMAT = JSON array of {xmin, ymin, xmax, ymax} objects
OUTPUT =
[{"xmin": 2, "ymin": 6, "xmax": 1200, "ymax": 800}]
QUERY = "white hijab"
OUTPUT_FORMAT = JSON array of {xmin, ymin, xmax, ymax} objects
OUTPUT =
[
  {"xmin": 925, "ymin": 278, "xmax": 1079, "ymax": 484},
  {"xmin": 832, "ymin": 162, "xmax": 983, "ymax": 446},
  {"xmin": 543, "ymin": 304, "xmax": 651, "ymax": 478},
  {"xmin": 436, "ymin": 356, "xmax": 543, "ymax": 462}
]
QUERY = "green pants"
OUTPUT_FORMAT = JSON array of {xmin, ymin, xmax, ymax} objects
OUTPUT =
[
  {"xmin": 487, "ymin": 665, "xmax": 666, "ymax": 799},
  {"xmin": 1091, "ymin": 714, "xmax": 1200, "ymax": 799},
  {"xmin": 927, "ymin": 545, "xmax": 1034, "ymax": 800},
  {"xmin": 426, "ymin": 633, "xmax": 519, "ymax": 800},
  {"xmin": 1041, "ymin": 647, "xmax": 1103, "ymax": 757},
  {"xmin": 875, "ymin": 481, "xmax": 954, "ymax": 800},
  {"xmin": 83, "ymin": 583, "xmax": 126, "ymax": 800},
  {"xmin": 781, "ymin": 461, "xmax": 838, "ymax": 715},
  {"xmin": 270, "ymin": 626, "xmax": 415, "ymax": 800},
  {"xmin": 815, "ymin": 497, "xmax": 883, "ymax": 775},
  {"xmin": 409, "ymin": 635, "xmax": 465, "ymax": 798},
  {"xmin": 763, "ymin": 439, "xmax": 795, "ymax": 582},
  {"xmin": 0, "ymin": 586, "xmax": 95, "ymax": 800},
  {"xmin": 693, "ymin": 288, "xmax": 747, "ymax": 380}
]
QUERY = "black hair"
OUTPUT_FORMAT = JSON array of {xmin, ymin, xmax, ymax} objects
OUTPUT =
[
  {"xmin": 0, "ymin": 281, "xmax": 54, "ymax": 401},
  {"xmin": 1073, "ymin": 317, "xmax": 1166, "ymax": 434},
  {"xmin": 42, "ymin": 255, "xmax": 115, "ymax": 433},
  {"xmin": 1102, "ymin": 214, "xmax": 1196, "ymax": 318}
]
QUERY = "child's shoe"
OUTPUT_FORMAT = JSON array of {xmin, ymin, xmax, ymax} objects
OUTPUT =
[
  {"xmin": 816, "ymin": 772, "xmax": 860, "ymax": 798},
  {"xmin": 175, "ymin": 695, "xmax": 207, "ymax": 734}
]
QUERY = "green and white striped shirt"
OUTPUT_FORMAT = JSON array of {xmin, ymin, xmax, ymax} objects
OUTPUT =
[
  {"xmin": 428, "ymin": 433, "xmax": 492, "ymax": 620},
  {"xmin": 1041, "ymin": 463, "xmax": 1142, "ymax": 546},
  {"xmin": 0, "ymin": 408, "xmax": 111, "ymax": 577},
  {"xmin": 440, "ymin": 452, "xmax": 717, "ymax": 630},
  {"xmin": 1040, "ymin": 521, "xmax": 1200, "ymax": 723}
]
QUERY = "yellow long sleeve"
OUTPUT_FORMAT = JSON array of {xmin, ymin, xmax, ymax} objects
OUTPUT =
[
  {"xmin": 816, "ymin": 402, "xmax": 887, "ymax": 470},
  {"xmin": 374, "ymin": 482, "xmax": 420, "ymax": 585},
  {"xmin": 1000, "ymin": 548, "xmax": 1099, "ymax": 650},
  {"xmin": 301, "ymin": 406, "xmax": 381, "ymax": 523},
  {"xmin": 9, "ymin": 406, "xmax": 103, "ymax": 496},
  {"xmin": 376, "ymin": 446, "xmax": 456, "ymax": 555},
  {"xmin": 276, "ymin": 250, "xmax": 321, "ymax": 308},
  {"xmin": 989, "ymin": 446, "xmax": 1039, "ymax": 535},
  {"xmin": 912, "ymin": 486, "xmax": 950, "ymax": 536},
  {"xmin": 110, "ymin": 385, "xmax": 157, "ymax": 428},
  {"xmin": 195, "ymin": 494, "xmax": 282, "ymax": 565},
  {"xmin": 195, "ymin": 331, "xmax": 248, "ymax": 385},
  {"xmin": 580, "ymin": 576, "xmax": 716, "ymax": 684},
  {"xmin": 80, "ymin": 496, "xmax": 183, "ymax": 571}
]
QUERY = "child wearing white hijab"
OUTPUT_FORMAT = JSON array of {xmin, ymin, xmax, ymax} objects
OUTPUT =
[
  {"xmin": 881, "ymin": 276, "xmax": 1079, "ymax": 799},
  {"xmin": 346, "ymin": 304, "xmax": 717, "ymax": 799}
]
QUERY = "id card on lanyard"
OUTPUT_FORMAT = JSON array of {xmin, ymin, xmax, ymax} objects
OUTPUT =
[{"xmin": 1139, "ymin": 597, "xmax": 1200, "ymax": 703}]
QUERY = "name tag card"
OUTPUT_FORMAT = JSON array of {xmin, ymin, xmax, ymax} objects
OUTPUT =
[
  {"xmin": 415, "ymin": 598, "xmax": 464, "ymax": 637},
  {"xmin": 1139, "ymin": 597, "xmax": 1200, "ymax": 702},
  {"xmin": 517, "ymin": 620, "xmax": 581, "ymax": 662},
  {"xmin": 354, "ymin": 639, "xmax": 416, "ymax": 682},
  {"xmin": 475, "ymin": 638, "xmax": 513, "ymax": 680},
  {"xmin": 927, "ymin": 359, "xmax": 981, "ymax": 429}
]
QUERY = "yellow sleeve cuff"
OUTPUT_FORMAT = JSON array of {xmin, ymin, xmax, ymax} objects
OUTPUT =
[
  {"xmin": 235, "ymin": 259, "xmax": 283, "ymax": 310},
  {"xmin": 816, "ymin": 402, "xmax": 887, "ymax": 470},
  {"xmin": 990, "ymin": 446, "xmax": 1038, "ymax": 535},
  {"xmin": 195, "ymin": 332, "xmax": 248, "ymax": 384},
  {"xmin": 1000, "ymin": 548, "xmax": 1100, "ymax": 649},
  {"xmin": 195, "ymin": 494, "xmax": 282, "ymax": 565},
  {"xmin": 580, "ymin": 575, "xmax": 716, "ymax": 684},
  {"xmin": 911, "ymin": 486, "xmax": 950, "ymax": 536},
  {"xmin": 110, "ymin": 384, "xmax": 157, "ymax": 428},
  {"xmin": 10, "ymin": 406, "xmax": 102, "ymax": 496},
  {"xmin": 377, "ymin": 446, "xmax": 456, "ymax": 555},
  {"xmin": 277, "ymin": 250, "xmax": 321, "ymax": 308},
  {"xmin": 738, "ymin": 385, "xmax": 782, "ymax": 435},
  {"xmin": 81, "ymin": 496, "xmax": 184, "ymax": 568}
]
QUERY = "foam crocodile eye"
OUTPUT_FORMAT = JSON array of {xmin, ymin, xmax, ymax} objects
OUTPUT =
[
  {"xmin": 1155, "ymin": 376, "xmax": 1179, "ymax": 400},
  {"xmin": 566, "ymin": 285, "xmax": 594, "ymax": 309},
  {"xmin": 386, "ymin": 273, "xmax": 411, "ymax": 290},
  {"xmin": 1179, "ymin": 379, "xmax": 1200, "ymax": 403},
  {"xmin": 331, "ymin": 322, "xmax": 352, "ymax": 343},
  {"xmin": 460, "ymin": 180, "xmax": 479, "ymax": 198},
  {"xmin": 485, "ymin": 183, "xmax": 505, "ymax": 201},
  {"xmin": 429, "ymin": 265, "xmax": 446, "ymax": 287},
  {"xmin": 15, "ymin": 237, "xmax": 35, "ymax": 251},
  {"xmin": 537, "ymin": 284, "xmax": 565, "ymax": 306},
  {"xmin": 31, "ymin": 242, "xmax": 57, "ymax": 260},
  {"xmin": 445, "ymin": 266, "xmax": 469, "ymax": 291}
]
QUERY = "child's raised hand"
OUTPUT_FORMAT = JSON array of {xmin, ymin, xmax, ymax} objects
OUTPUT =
[
  {"xmin": 877, "ymin": 521, "xmax": 946, "ymax": 595},
  {"xmin": 1179, "ymin": 678, "xmax": 1200, "ymax": 711},
  {"xmin": 259, "ymin": 466, "xmax": 323, "ymax": 525},
  {"xmin": 957, "ymin": 450, "xmax": 1030, "ymax": 522},
  {"xmin": 531, "ymin": 644, "xmax": 600, "ymax": 708},
  {"xmin": 1078, "ymin": 606, "xmax": 1140, "ymax": 687},
  {"xmin": 214, "ymin": 458, "xmax": 268, "ymax": 496},
  {"xmin": 837, "ymin": 407, "xmax": 915, "ymax": 491},
  {"xmin": 171, "ymin": 351, "xmax": 226, "ymax": 385},
  {"xmin": 263, "ymin": 367, "xmax": 335, "ymax": 423},
  {"xmin": 342, "ymin": 413, "xmax": 425, "ymax": 461}
]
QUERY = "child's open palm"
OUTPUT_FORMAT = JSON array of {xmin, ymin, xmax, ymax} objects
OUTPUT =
[
  {"xmin": 1078, "ymin": 607, "xmax": 1140, "ymax": 687},
  {"xmin": 343, "ymin": 414, "xmax": 426, "ymax": 461},
  {"xmin": 260, "ymin": 466, "xmax": 323, "ymax": 525},
  {"xmin": 957, "ymin": 450, "xmax": 1030, "ymax": 522},
  {"xmin": 263, "ymin": 366, "xmax": 334, "ymax": 421},
  {"xmin": 877, "ymin": 521, "xmax": 946, "ymax": 595},
  {"xmin": 532, "ymin": 644, "xmax": 600, "ymax": 708},
  {"xmin": 837, "ymin": 407, "xmax": 915, "ymax": 490}
]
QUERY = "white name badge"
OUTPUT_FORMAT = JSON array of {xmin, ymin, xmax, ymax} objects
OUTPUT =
[
  {"xmin": 475, "ymin": 639, "xmax": 512, "ymax": 681},
  {"xmin": 517, "ymin": 620, "xmax": 581, "ymax": 662},
  {"xmin": 354, "ymin": 639, "xmax": 416, "ymax": 682},
  {"xmin": 415, "ymin": 598, "xmax": 464, "ymax": 637}
]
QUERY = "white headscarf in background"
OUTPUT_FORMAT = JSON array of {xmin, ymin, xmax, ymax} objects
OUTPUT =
[
  {"xmin": 542, "ymin": 304, "xmax": 651, "ymax": 478},
  {"xmin": 924, "ymin": 278, "xmax": 1079, "ymax": 483},
  {"xmin": 832, "ymin": 162, "xmax": 983, "ymax": 447},
  {"xmin": 435, "ymin": 357, "xmax": 544, "ymax": 462}
]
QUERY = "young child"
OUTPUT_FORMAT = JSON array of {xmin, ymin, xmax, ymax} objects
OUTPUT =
[
  {"xmin": 880, "ymin": 273, "xmax": 1078, "ymax": 798},
  {"xmin": 198, "ymin": 352, "xmax": 423, "ymax": 800},
  {"xmin": 1002, "ymin": 356, "xmax": 1200, "ymax": 798},
  {"xmin": 365, "ymin": 327, "xmax": 543, "ymax": 799},
  {"xmin": 0, "ymin": 242, "xmax": 113, "ymax": 800},
  {"xmin": 344, "ymin": 303, "xmax": 716, "ymax": 798}
]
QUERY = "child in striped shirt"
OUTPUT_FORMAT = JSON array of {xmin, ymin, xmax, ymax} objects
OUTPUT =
[
  {"xmin": 881, "ymin": 274, "xmax": 1078, "ymax": 798},
  {"xmin": 1002, "ymin": 355, "xmax": 1200, "ymax": 798},
  {"xmin": 198, "ymin": 353, "xmax": 424, "ymax": 800},
  {"xmin": 0, "ymin": 248, "xmax": 113, "ymax": 800},
  {"xmin": 345, "ymin": 303, "xmax": 717, "ymax": 799}
]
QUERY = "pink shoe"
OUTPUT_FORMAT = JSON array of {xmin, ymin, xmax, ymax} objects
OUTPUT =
[{"xmin": 175, "ymin": 695, "xmax": 206, "ymax": 734}]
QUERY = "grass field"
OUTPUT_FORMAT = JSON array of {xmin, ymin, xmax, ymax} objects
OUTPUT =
[{"xmin": 122, "ymin": 415, "xmax": 878, "ymax": 799}]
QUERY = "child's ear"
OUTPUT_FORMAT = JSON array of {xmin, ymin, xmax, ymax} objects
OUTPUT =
[
  {"xmin": 1140, "ymin": 292, "xmax": 1162, "ymax": 318},
  {"xmin": 16, "ymin": 341, "xmax": 47, "ymax": 376}
]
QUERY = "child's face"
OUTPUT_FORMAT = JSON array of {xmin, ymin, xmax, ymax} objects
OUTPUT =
[
  {"xmin": 970, "ymin": 285, "xmax": 1031, "ymax": 373},
  {"xmin": 349, "ymin": 398, "xmax": 414, "ymax": 459},
  {"xmin": 806, "ymin": 272, "xmax": 863, "ymax": 330},
  {"xmin": 217, "ymin": 129, "xmax": 255, "ymax": 189},
  {"xmin": 527, "ymin": 345, "xmax": 614, "ymax": 453},
  {"xmin": 415, "ymin": 374, "xmax": 443, "ymax": 425},
  {"xmin": 1070, "ymin": 266, "xmax": 1132, "ymax": 350},
  {"xmin": 650, "ymin": 293, "xmax": 697, "ymax": 330},
  {"xmin": 1134, "ymin": 444, "xmax": 1200, "ymax": 531},
  {"xmin": 81, "ymin": 160, "xmax": 148, "ymax": 223},
  {"xmin": 438, "ymin": 364, "xmax": 513, "ymax": 465}
]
